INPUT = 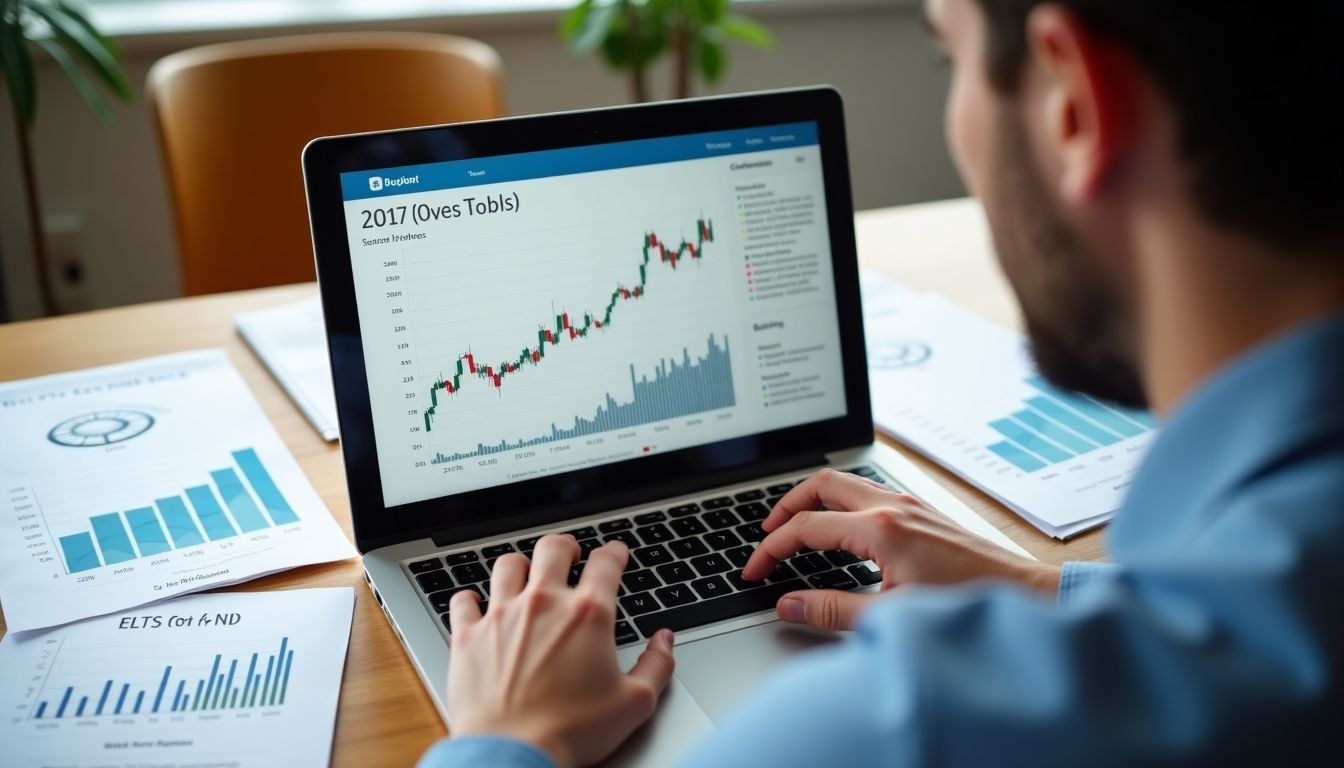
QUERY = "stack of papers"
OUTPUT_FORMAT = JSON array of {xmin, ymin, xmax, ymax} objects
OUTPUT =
[
  {"xmin": 235, "ymin": 296, "xmax": 340, "ymax": 442},
  {"xmin": 861, "ymin": 271, "xmax": 1158, "ymax": 538}
]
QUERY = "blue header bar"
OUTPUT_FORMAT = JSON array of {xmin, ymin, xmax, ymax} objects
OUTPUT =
[{"xmin": 341, "ymin": 121, "xmax": 818, "ymax": 201}]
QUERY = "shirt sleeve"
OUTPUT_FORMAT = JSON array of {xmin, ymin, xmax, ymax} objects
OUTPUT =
[
  {"xmin": 1056, "ymin": 560, "xmax": 1116, "ymax": 608},
  {"xmin": 679, "ymin": 518, "xmax": 1337, "ymax": 767},
  {"xmin": 416, "ymin": 736, "xmax": 555, "ymax": 768}
]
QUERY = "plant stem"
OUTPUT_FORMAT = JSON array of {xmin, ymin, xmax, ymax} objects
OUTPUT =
[
  {"xmin": 11, "ymin": 105, "xmax": 57, "ymax": 315},
  {"xmin": 672, "ymin": 17, "xmax": 691, "ymax": 100},
  {"xmin": 626, "ymin": 3, "xmax": 648, "ymax": 102}
]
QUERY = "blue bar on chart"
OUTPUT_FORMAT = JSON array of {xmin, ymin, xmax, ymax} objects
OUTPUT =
[
  {"xmin": 234, "ymin": 448, "xmax": 299, "ymax": 524},
  {"xmin": 124, "ymin": 507, "xmax": 171, "ymax": 556},
  {"xmin": 50, "ymin": 447, "xmax": 299, "ymax": 574},
  {"xmin": 185, "ymin": 485, "xmax": 238, "ymax": 541},
  {"xmin": 988, "ymin": 377, "xmax": 1158, "ymax": 473},
  {"xmin": 210, "ymin": 468, "xmax": 270, "ymax": 532},
  {"xmin": 90, "ymin": 512, "xmax": 137, "ymax": 565},
  {"xmin": 58, "ymin": 531, "xmax": 102, "ymax": 573},
  {"xmin": 155, "ymin": 496, "xmax": 204, "ymax": 548}
]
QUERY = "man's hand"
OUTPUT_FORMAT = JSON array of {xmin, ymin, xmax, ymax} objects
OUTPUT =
[
  {"xmin": 446, "ymin": 535, "xmax": 676, "ymax": 768},
  {"xmin": 743, "ymin": 469, "xmax": 1060, "ymax": 631}
]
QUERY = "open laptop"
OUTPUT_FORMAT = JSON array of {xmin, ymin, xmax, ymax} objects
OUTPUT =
[{"xmin": 302, "ymin": 87, "xmax": 1025, "ymax": 765}]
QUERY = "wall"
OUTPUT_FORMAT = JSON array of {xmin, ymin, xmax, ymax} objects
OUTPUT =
[{"xmin": 0, "ymin": 1, "xmax": 962, "ymax": 320}]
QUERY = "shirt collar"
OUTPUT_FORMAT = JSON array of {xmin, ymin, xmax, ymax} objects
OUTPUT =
[{"xmin": 1110, "ymin": 311, "xmax": 1344, "ymax": 554}]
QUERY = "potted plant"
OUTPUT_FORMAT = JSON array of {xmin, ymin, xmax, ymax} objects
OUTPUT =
[
  {"xmin": 560, "ymin": 0, "xmax": 774, "ymax": 103},
  {"xmin": 1, "ymin": 0, "xmax": 130, "ymax": 315}
]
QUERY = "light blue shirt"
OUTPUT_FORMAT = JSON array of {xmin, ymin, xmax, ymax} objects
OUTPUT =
[{"xmin": 419, "ymin": 314, "xmax": 1344, "ymax": 767}]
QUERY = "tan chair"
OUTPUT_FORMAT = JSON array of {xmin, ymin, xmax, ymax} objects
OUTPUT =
[{"xmin": 148, "ymin": 33, "xmax": 504, "ymax": 296}]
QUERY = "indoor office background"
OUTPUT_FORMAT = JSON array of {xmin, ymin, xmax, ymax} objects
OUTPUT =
[{"xmin": 0, "ymin": 0, "xmax": 961, "ymax": 321}]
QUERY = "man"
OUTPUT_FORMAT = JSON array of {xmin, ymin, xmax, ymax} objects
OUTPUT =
[{"xmin": 419, "ymin": 0, "xmax": 1344, "ymax": 764}]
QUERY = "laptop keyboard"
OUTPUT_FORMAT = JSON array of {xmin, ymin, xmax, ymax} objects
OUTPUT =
[{"xmin": 404, "ymin": 466, "xmax": 890, "ymax": 646}]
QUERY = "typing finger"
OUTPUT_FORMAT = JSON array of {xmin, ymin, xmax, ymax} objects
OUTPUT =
[
  {"xmin": 488, "ymin": 552, "xmax": 530, "ymax": 602},
  {"xmin": 528, "ymin": 534, "xmax": 581, "ymax": 587},
  {"xmin": 576, "ymin": 541, "xmax": 628, "ymax": 599},
  {"xmin": 743, "ymin": 509, "xmax": 877, "ymax": 580},
  {"xmin": 448, "ymin": 588, "xmax": 482, "ymax": 635},
  {"xmin": 764, "ymin": 468, "xmax": 907, "ymax": 533}
]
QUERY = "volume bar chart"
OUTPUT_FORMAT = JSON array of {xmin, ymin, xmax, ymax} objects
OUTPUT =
[
  {"xmin": 987, "ymin": 377, "xmax": 1157, "ymax": 473},
  {"xmin": 31, "ymin": 636, "xmax": 296, "ymax": 719},
  {"xmin": 432, "ymin": 334, "xmax": 735, "ymax": 463},
  {"xmin": 56, "ymin": 448, "xmax": 298, "ymax": 574}
]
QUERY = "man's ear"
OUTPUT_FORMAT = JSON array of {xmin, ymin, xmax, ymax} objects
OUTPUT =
[{"xmin": 1025, "ymin": 5, "xmax": 1143, "ymax": 202}]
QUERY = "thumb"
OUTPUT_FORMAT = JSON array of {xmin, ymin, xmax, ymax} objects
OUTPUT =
[
  {"xmin": 777, "ymin": 590, "xmax": 874, "ymax": 631},
  {"xmin": 625, "ymin": 628, "xmax": 676, "ymax": 712}
]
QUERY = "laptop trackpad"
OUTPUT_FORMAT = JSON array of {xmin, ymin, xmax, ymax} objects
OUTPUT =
[{"xmin": 673, "ymin": 621, "xmax": 840, "ymax": 722}]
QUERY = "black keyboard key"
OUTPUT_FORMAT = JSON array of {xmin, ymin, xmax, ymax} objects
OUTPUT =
[
  {"xmin": 735, "ymin": 502, "xmax": 770, "ymax": 521},
  {"xmin": 517, "ymin": 536, "xmax": 541, "ymax": 552},
  {"xmin": 634, "ymin": 511, "xmax": 666, "ymax": 525},
  {"xmin": 655, "ymin": 583, "xmax": 698, "ymax": 607},
  {"xmin": 669, "ymin": 517, "xmax": 707, "ymax": 537},
  {"xmin": 446, "ymin": 551, "xmax": 479, "ymax": 566},
  {"xmin": 485, "ymin": 557, "xmax": 498, "ymax": 572},
  {"xmin": 704, "ymin": 530, "xmax": 742, "ymax": 551},
  {"xmin": 603, "ymin": 530, "xmax": 639, "ymax": 548},
  {"xmin": 668, "ymin": 503, "xmax": 701, "ymax": 517},
  {"xmin": 568, "ymin": 562, "xmax": 585, "ymax": 587},
  {"xmin": 736, "ymin": 522, "xmax": 765, "ymax": 543},
  {"xmin": 408, "ymin": 558, "xmax": 443, "ymax": 574},
  {"xmin": 790, "ymin": 552, "xmax": 831, "ymax": 575},
  {"xmin": 622, "ymin": 569, "xmax": 662, "ymax": 593},
  {"xmin": 615, "ymin": 621, "xmax": 639, "ymax": 645},
  {"xmin": 690, "ymin": 553, "xmax": 732, "ymax": 576},
  {"xmin": 634, "ymin": 579, "xmax": 807, "ymax": 636},
  {"xmin": 766, "ymin": 482, "xmax": 795, "ymax": 495},
  {"xmin": 415, "ymin": 570, "xmax": 453, "ymax": 593},
  {"xmin": 478, "ymin": 600, "xmax": 488, "ymax": 615},
  {"xmin": 598, "ymin": 518, "xmax": 632, "ymax": 533},
  {"xmin": 482, "ymin": 543, "xmax": 515, "ymax": 558},
  {"xmin": 725, "ymin": 545, "xmax": 754, "ymax": 569},
  {"xmin": 727, "ymin": 571, "xmax": 767, "ymax": 591},
  {"xmin": 691, "ymin": 576, "xmax": 732, "ymax": 600},
  {"xmin": 577, "ymin": 537, "xmax": 604, "ymax": 560},
  {"xmin": 634, "ymin": 544, "xmax": 674, "ymax": 568},
  {"xmin": 769, "ymin": 562, "xmax": 800, "ymax": 583},
  {"xmin": 824, "ymin": 549, "xmax": 863, "ymax": 567},
  {"xmin": 703, "ymin": 509, "xmax": 739, "ymax": 529},
  {"xmin": 656, "ymin": 561, "xmax": 696, "ymax": 584},
  {"xmin": 702, "ymin": 496, "xmax": 735, "ymax": 509},
  {"xmin": 428, "ymin": 584, "xmax": 484, "ymax": 612},
  {"xmin": 669, "ymin": 537, "xmax": 709, "ymax": 559},
  {"xmin": 809, "ymin": 570, "xmax": 861, "ymax": 591},
  {"xmin": 734, "ymin": 489, "xmax": 766, "ymax": 502},
  {"xmin": 848, "ymin": 465, "xmax": 878, "ymax": 478},
  {"xmin": 620, "ymin": 592, "xmax": 661, "ymax": 616},
  {"xmin": 637, "ymin": 523, "xmax": 674, "ymax": 545},
  {"xmin": 451, "ymin": 562, "xmax": 489, "ymax": 584},
  {"xmin": 441, "ymin": 613, "xmax": 453, "ymax": 632},
  {"xmin": 848, "ymin": 563, "xmax": 883, "ymax": 586},
  {"xmin": 565, "ymin": 526, "xmax": 598, "ymax": 540},
  {"xmin": 766, "ymin": 495, "xmax": 785, "ymax": 508}
]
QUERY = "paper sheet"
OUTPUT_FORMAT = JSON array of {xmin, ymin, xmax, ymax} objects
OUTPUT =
[{"xmin": 235, "ymin": 296, "xmax": 339, "ymax": 442}]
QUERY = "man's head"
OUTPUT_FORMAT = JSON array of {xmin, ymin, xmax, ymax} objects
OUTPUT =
[{"xmin": 925, "ymin": 0, "xmax": 1344, "ymax": 409}]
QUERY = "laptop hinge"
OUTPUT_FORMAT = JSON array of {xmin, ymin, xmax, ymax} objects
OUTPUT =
[{"xmin": 427, "ymin": 452, "xmax": 828, "ymax": 548}]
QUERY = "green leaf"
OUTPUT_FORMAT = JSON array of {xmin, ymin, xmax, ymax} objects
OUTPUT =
[
  {"xmin": 567, "ymin": 0, "xmax": 620, "ymax": 55},
  {"xmin": 695, "ymin": 0, "xmax": 728, "ymax": 23},
  {"xmin": 33, "ymin": 35, "xmax": 111, "ymax": 124},
  {"xmin": 27, "ymin": 1, "xmax": 131, "ymax": 100},
  {"xmin": 717, "ymin": 14, "xmax": 774, "ymax": 48},
  {"xmin": 57, "ymin": 0, "xmax": 125, "ymax": 64},
  {"xmin": 697, "ymin": 36, "xmax": 725, "ymax": 82},
  {"xmin": 600, "ymin": 27, "xmax": 632, "ymax": 68},
  {"xmin": 559, "ymin": 0, "xmax": 595, "ymax": 40},
  {"xmin": 0, "ymin": 21, "xmax": 37, "ymax": 125}
]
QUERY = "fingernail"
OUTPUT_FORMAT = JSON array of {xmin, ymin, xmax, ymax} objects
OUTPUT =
[
  {"xmin": 777, "ymin": 596, "xmax": 805, "ymax": 624},
  {"xmin": 658, "ymin": 629, "xmax": 675, "ymax": 645}
]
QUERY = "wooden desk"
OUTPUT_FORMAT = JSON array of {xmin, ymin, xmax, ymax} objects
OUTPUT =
[{"xmin": 0, "ymin": 198, "xmax": 1105, "ymax": 766}]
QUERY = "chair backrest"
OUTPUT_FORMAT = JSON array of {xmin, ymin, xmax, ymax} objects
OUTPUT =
[{"xmin": 148, "ymin": 32, "xmax": 504, "ymax": 296}]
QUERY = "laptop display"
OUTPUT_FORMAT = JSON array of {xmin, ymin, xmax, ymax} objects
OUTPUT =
[{"xmin": 337, "ymin": 122, "xmax": 849, "ymax": 508}]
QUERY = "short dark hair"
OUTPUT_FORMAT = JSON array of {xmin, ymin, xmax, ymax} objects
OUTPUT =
[{"xmin": 973, "ymin": 1, "xmax": 1344, "ymax": 254}]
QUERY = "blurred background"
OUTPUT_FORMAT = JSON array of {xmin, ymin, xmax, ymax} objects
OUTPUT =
[{"xmin": 0, "ymin": 0, "xmax": 962, "ymax": 322}]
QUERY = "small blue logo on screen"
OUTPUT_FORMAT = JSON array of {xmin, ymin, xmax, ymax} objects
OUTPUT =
[{"xmin": 368, "ymin": 176, "xmax": 383, "ymax": 192}]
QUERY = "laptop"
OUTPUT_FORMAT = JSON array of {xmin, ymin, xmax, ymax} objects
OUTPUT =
[{"xmin": 302, "ymin": 87, "xmax": 1025, "ymax": 765}]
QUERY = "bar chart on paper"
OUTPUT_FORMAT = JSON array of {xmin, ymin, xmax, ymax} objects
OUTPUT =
[
  {"xmin": 0, "ymin": 350, "xmax": 355, "ymax": 633},
  {"xmin": 0, "ymin": 589, "xmax": 355, "ymax": 768}
]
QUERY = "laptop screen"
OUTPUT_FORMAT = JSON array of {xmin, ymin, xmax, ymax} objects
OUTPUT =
[{"xmin": 338, "ymin": 121, "xmax": 849, "ymax": 508}]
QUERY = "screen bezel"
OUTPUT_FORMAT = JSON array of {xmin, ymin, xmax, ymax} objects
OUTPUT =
[{"xmin": 303, "ymin": 87, "xmax": 873, "ymax": 552}]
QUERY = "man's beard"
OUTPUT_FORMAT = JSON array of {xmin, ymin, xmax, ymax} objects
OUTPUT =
[{"xmin": 980, "ymin": 110, "xmax": 1148, "ymax": 410}]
